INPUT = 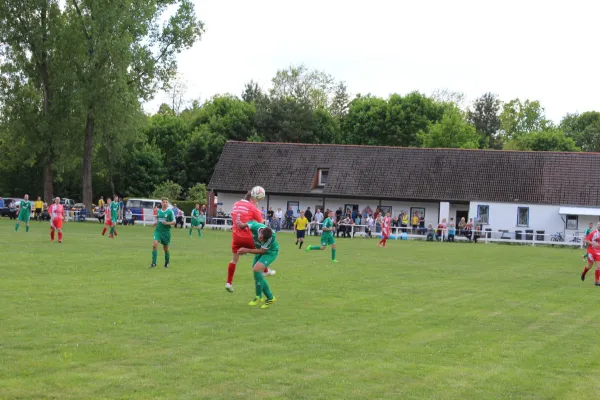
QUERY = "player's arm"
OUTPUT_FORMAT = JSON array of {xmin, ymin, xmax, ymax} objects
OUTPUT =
[
  {"xmin": 237, "ymin": 247, "xmax": 266, "ymax": 255},
  {"xmin": 162, "ymin": 211, "xmax": 176, "ymax": 226},
  {"xmin": 293, "ymin": 219, "xmax": 298, "ymax": 233}
]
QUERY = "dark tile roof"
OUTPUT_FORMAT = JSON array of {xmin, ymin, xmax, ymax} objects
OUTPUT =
[{"xmin": 208, "ymin": 141, "xmax": 600, "ymax": 206}]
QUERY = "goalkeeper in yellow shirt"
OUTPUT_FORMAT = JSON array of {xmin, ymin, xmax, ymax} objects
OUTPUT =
[{"xmin": 294, "ymin": 210, "xmax": 309, "ymax": 249}]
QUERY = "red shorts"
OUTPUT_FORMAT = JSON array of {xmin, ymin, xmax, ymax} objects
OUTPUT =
[
  {"xmin": 232, "ymin": 235, "xmax": 255, "ymax": 254},
  {"xmin": 51, "ymin": 219, "xmax": 63, "ymax": 229},
  {"xmin": 105, "ymin": 217, "xmax": 112, "ymax": 225},
  {"xmin": 382, "ymin": 230, "xmax": 390, "ymax": 238}
]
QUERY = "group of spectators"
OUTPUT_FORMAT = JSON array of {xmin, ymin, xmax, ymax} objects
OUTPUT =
[{"xmin": 426, "ymin": 217, "xmax": 482, "ymax": 243}]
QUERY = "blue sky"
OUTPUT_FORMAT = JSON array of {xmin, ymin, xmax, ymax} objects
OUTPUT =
[{"xmin": 146, "ymin": 0, "xmax": 599, "ymax": 123}]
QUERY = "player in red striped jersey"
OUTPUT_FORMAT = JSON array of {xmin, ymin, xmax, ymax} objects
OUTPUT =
[{"xmin": 378, "ymin": 212, "xmax": 392, "ymax": 247}]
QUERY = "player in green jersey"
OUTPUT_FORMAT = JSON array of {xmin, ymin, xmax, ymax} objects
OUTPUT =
[
  {"xmin": 15, "ymin": 194, "xmax": 32, "ymax": 232},
  {"xmin": 236, "ymin": 220, "xmax": 278, "ymax": 309},
  {"xmin": 109, "ymin": 195, "xmax": 120, "ymax": 238},
  {"xmin": 583, "ymin": 222, "xmax": 594, "ymax": 261},
  {"xmin": 150, "ymin": 198, "xmax": 176, "ymax": 268},
  {"xmin": 189, "ymin": 203, "xmax": 204, "ymax": 238},
  {"xmin": 305, "ymin": 210, "xmax": 338, "ymax": 262}
]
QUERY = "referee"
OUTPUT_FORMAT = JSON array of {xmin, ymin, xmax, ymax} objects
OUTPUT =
[{"xmin": 294, "ymin": 211, "xmax": 309, "ymax": 250}]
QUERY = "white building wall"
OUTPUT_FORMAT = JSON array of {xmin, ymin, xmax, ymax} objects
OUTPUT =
[
  {"xmin": 467, "ymin": 201, "xmax": 594, "ymax": 236},
  {"xmin": 267, "ymin": 195, "xmax": 325, "ymax": 216}
]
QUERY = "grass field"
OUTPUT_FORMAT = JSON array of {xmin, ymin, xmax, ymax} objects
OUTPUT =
[{"xmin": 1, "ymin": 219, "xmax": 600, "ymax": 399}]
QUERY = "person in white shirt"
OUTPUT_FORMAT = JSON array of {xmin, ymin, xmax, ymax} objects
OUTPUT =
[
  {"xmin": 365, "ymin": 215, "xmax": 374, "ymax": 238},
  {"xmin": 275, "ymin": 208, "xmax": 283, "ymax": 232},
  {"xmin": 312, "ymin": 209, "xmax": 324, "ymax": 236}
]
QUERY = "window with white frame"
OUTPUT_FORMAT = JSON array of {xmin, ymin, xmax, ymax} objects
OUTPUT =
[
  {"xmin": 477, "ymin": 205, "xmax": 489, "ymax": 224},
  {"xmin": 566, "ymin": 215, "xmax": 578, "ymax": 230},
  {"xmin": 517, "ymin": 207, "xmax": 529, "ymax": 226},
  {"xmin": 318, "ymin": 169, "xmax": 329, "ymax": 186}
]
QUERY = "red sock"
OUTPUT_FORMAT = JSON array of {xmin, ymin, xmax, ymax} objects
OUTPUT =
[
  {"xmin": 113, "ymin": 229, "xmax": 118, "ymax": 236},
  {"xmin": 227, "ymin": 262, "xmax": 236, "ymax": 284},
  {"xmin": 102, "ymin": 227, "xmax": 106, "ymax": 235},
  {"xmin": 378, "ymin": 239, "xmax": 384, "ymax": 245},
  {"xmin": 583, "ymin": 266, "xmax": 591, "ymax": 276},
  {"xmin": 595, "ymin": 270, "xmax": 600, "ymax": 283},
  {"xmin": 264, "ymin": 267, "xmax": 269, "ymax": 274},
  {"xmin": 50, "ymin": 230, "xmax": 55, "ymax": 241},
  {"xmin": 58, "ymin": 232, "xmax": 63, "ymax": 242},
  {"xmin": 383, "ymin": 238, "xmax": 387, "ymax": 246}
]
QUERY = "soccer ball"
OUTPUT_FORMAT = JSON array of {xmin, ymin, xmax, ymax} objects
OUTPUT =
[{"xmin": 251, "ymin": 186, "xmax": 266, "ymax": 201}]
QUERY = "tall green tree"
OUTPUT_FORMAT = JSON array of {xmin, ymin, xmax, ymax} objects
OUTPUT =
[
  {"xmin": 0, "ymin": 0, "xmax": 71, "ymax": 201},
  {"xmin": 341, "ymin": 95, "xmax": 389, "ymax": 145},
  {"xmin": 418, "ymin": 106, "xmax": 480, "ymax": 149},
  {"xmin": 65, "ymin": 0, "xmax": 204, "ymax": 207},
  {"xmin": 506, "ymin": 129, "xmax": 579, "ymax": 152},
  {"xmin": 191, "ymin": 95, "xmax": 256, "ymax": 141},
  {"xmin": 500, "ymin": 99, "xmax": 550, "ymax": 140},
  {"xmin": 560, "ymin": 111, "xmax": 600, "ymax": 151},
  {"xmin": 467, "ymin": 92, "xmax": 502, "ymax": 149}
]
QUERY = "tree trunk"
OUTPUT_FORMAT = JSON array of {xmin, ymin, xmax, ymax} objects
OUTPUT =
[
  {"xmin": 44, "ymin": 158, "xmax": 54, "ymax": 203},
  {"xmin": 82, "ymin": 108, "xmax": 94, "ymax": 208},
  {"xmin": 40, "ymin": 1, "xmax": 53, "ymax": 203}
]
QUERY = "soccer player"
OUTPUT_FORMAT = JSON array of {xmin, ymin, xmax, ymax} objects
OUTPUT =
[
  {"xmin": 15, "ymin": 194, "xmax": 32, "ymax": 232},
  {"xmin": 305, "ymin": 210, "xmax": 339, "ymax": 262},
  {"xmin": 581, "ymin": 222, "xmax": 600, "ymax": 285},
  {"xmin": 294, "ymin": 210, "xmax": 309, "ymax": 249},
  {"xmin": 48, "ymin": 197, "xmax": 66, "ymax": 243},
  {"xmin": 583, "ymin": 222, "xmax": 594, "ymax": 261},
  {"xmin": 150, "ymin": 198, "xmax": 175, "ymax": 268},
  {"xmin": 101, "ymin": 198, "xmax": 113, "ymax": 237},
  {"xmin": 109, "ymin": 195, "xmax": 120, "ymax": 237},
  {"xmin": 226, "ymin": 192, "xmax": 274, "ymax": 293},
  {"xmin": 378, "ymin": 212, "xmax": 391, "ymax": 247},
  {"xmin": 189, "ymin": 203, "xmax": 204, "ymax": 238},
  {"xmin": 236, "ymin": 220, "xmax": 278, "ymax": 309}
]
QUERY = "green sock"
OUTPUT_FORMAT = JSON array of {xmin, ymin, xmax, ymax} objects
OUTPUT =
[
  {"xmin": 261, "ymin": 277, "xmax": 273, "ymax": 300},
  {"xmin": 15, "ymin": 224, "xmax": 19, "ymax": 231},
  {"xmin": 152, "ymin": 249, "xmax": 157, "ymax": 264},
  {"xmin": 26, "ymin": 225, "xmax": 29, "ymax": 232},
  {"xmin": 110, "ymin": 226, "xmax": 114, "ymax": 235},
  {"xmin": 253, "ymin": 271, "xmax": 263, "ymax": 298},
  {"xmin": 165, "ymin": 251, "xmax": 170, "ymax": 264},
  {"xmin": 332, "ymin": 248, "xmax": 336, "ymax": 260},
  {"xmin": 308, "ymin": 245, "xmax": 323, "ymax": 251},
  {"xmin": 189, "ymin": 228, "xmax": 193, "ymax": 236},
  {"xmin": 198, "ymin": 229, "xmax": 203, "ymax": 237}
]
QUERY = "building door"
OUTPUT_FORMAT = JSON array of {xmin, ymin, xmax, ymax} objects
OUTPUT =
[{"xmin": 456, "ymin": 210, "xmax": 469, "ymax": 224}]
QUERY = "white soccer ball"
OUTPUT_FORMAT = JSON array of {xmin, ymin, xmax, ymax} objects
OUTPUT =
[{"xmin": 251, "ymin": 186, "xmax": 266, "ymax": 201}]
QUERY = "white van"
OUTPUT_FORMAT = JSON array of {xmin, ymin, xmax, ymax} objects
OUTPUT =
[{"xmin": 125, "ymin": 198, "xmax": 173, "ymax": 225}]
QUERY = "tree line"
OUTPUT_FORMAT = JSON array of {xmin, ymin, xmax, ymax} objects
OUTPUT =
[{"xmin": 2, "ymin": 15, "xmax": 599, "ymax": 205}]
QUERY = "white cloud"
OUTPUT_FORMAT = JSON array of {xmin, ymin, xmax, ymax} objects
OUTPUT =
[{"xmin": 146, "ymin": 0, "xmax": 600, "ymax": 123}]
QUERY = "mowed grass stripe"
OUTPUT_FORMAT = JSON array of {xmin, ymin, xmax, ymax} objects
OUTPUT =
[{"xmin": 1, "ymin": 219, "xmax": 600, "ymax": 399}]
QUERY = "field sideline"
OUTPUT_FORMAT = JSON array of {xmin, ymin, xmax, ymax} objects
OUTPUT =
[{"xmin": 1, "ymin": 219, "xmax": 600, "ymax": 399}]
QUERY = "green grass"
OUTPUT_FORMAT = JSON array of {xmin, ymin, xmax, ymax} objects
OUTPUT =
[{"xmin": 1, "ymin": 219, "xmax": 600, "ymax": 399}]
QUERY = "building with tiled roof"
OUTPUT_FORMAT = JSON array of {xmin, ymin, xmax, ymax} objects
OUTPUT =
[{"xmin": 208, "ymin": 141, "xmax": 600, "ymax": 239}]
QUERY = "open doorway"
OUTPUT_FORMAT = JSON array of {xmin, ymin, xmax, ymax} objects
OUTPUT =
[{"xmin": 456, "ymin": 210, "xmax": 469, "ymax": 225}]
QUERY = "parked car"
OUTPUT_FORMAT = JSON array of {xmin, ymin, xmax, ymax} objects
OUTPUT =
[{"xmin": 0, "ymin": 198, "xmax": 24, "ymax": 218}]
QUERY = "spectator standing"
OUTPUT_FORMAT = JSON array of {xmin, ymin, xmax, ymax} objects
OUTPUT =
[
  {"xmin": 172, "ymin": 204, "xmax": 180, "ymax": 228},
  {"xmin": 98, "ymin": 196, "xmax": 105, "ymax": 210},
  {"xmin": 9, "ymin": 199, "xmax": 17, "ymax": 220},
  {"xmin": 275, "ymin": 207, "xmax": 283, "ymax": 232},
  {"xmin": 286, "ymin": 207, "xmax": 293, "ymax": 229},
  {"xmin": 0, "ymin": 197, "xmax": 4, "ymax": 212},
  {"xmin": 267, "ymin": 207, "xmax": 274, "ymax": 227},
  {"xmin": 305, "ymin": 207, "xmax": 313, "ymax": 224},
  {"xmin": 313, "ymin": 208, "xmax": 323, "ymax": 235},
  {"xmin": 176, "ymin": 208, "xmax": 184, "ymax": 228},
  {"xmin": 34, "ymin": 197, "xmax": 44, "ymax": 221},
  {"xmin": 411, "ymin": 212, "xmax": 419, "ymax": 234},
  {"xmin": 448, "ymin": 218, "xmax": 456, "ymax": 242}
]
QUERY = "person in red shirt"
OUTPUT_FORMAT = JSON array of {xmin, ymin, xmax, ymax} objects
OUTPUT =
[
  {"xmin": 581, "ymin": 222, "xmax": 600, "ymax": 285},
  {"xmin": 378, "ymin": 212, "xmax": 392, "ymax": 247},
  {"xmin": 225, "ymin": 192, "xmax": 273, "ymax": 293},
  {"xmin": 48, "ymin": 197, "xmax": 66, "ymax": 243}
]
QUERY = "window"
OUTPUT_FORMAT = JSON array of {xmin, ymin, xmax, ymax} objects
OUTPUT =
[
  {"xmin": 344, "ymin": 204, "xmax": 359, "ymax": 216},
  {"xmin": 477, "ymin": 205, "xmax": 489, "ymax": 224},
  {"xmin": 517, "ymin": 207, "xmax": 529, "ymax": 226},
  {"xmin": 318, "ymin": 169, "xmax": 329, "ymax": 186},
  {"xmin": 380, "ymin": 206, "xmax": 392, "ymax": 216},
  {"xmin": 566, "ymin": 215, "xmax": 578, "ymax": 230}
]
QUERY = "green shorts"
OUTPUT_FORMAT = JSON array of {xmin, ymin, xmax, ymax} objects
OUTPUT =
[
  {"xmin": 252, "ymin": 251, "xmax": 278, "ymax": 268},
  {"xmin": 153, "ymin": 230, "xmax": 171, "ymax": 246},
  {"xmin": 191, "ymin": 220, "xmax": 200, "ymax": 227},
  {"xmin": 321, "ymin": 234, "xmax": 335, "ymax": 247},
  {"xmin": 18, "ymin": 213, "xmax": 30, "ymax": 223}
]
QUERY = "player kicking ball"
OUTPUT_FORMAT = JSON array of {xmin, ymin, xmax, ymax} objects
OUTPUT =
[
  {"xmin": 236, "ymin": 220, "xmax": 277, "ymax": 309},
  {"xmin": 305, "ymin": 210, "xmax": 338, "ymax": 262},
  {"xmin": 150, "ymin": 198, "xmax": 175, "ymax": 268}
]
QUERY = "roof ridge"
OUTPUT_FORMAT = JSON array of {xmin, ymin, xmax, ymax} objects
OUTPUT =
[{"xmin": 225, "ymin": 141, "xmax": 593, "ymax": 156}]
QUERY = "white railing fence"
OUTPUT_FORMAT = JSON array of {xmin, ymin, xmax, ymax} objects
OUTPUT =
[{"xmin": 59, "ymin": 211, "xmax": 587, "ymax": 247}]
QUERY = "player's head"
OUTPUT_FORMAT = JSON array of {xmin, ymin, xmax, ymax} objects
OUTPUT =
[
  {"xmin": 37, "ymin": 196, "xmax": 41, "ymax": 200},
  {"xmin": 107, "ymin": 197, "xmax": 112, "ymax": 204},
  {"xmin": 328, "ymin": 210, "xmax": 334, "ymax": 218},
  {"xmin": 24, "ymin": 194, "xmax": 29, "ymax": 200},
  {"xmin": 195, "ymin": 203, "xmax": 200, "ymax": 209},
  {"xmin": 386, "ymin": 212, "xmax": 390, "ymax": 217},
  {"xmin": 590, "ymin": 223, "xmax": 594, "ymax": 228},
  {"xmin": 114, "ymin": 195, "xmax": 118, "ymax": 201},
  {"xmin": 258, "ymin": 226, "xmax": 272, "ymax": 242},
  {"xmin": 300, "ymin": 210, "xmax": 304, "ymax": 217},
  {"xmin": 161, "ymin": 198, "xmax": 169, "ymax": 209},
  {"xmin": 54, "ymin": 197, "xmax": 60, "ymax": 204}
]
